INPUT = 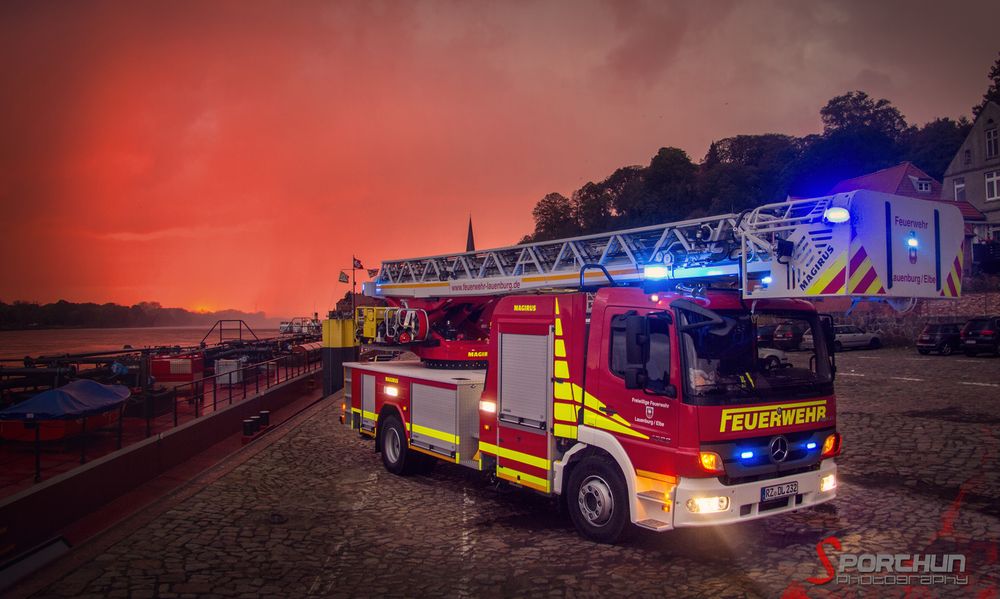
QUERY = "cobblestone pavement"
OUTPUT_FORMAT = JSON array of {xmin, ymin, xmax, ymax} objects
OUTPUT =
[{"xmin": 26, "ymin": 348, "xmax": 1000, "ymax": 598}]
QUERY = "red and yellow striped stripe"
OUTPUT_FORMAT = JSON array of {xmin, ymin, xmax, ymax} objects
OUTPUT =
[
  {"xmin": 847, "ymin": 245, "xmax": 886, "ymax": 295},
  {"xmin": 940, "ymin": 242, "xmax": 963, "ymax": 298},
  {"xmin": 805, "ymin": 252, "xmax": 847, "ymax": 296}
]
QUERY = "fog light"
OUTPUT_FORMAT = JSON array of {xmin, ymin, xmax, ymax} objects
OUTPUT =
[
  {"xmin": 686, "ymin": 496, "xmax": 730, "ymax": 513},
  {"xmin": 820, "ymin": 474, "xmax": 837, "ymax": 493}
]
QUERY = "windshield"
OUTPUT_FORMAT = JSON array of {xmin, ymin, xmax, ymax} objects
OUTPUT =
[
  {"xmin": 679, "ymin": 308, "xmax": 833, "ymax": 406},
  {"xmin": 966, "ymin": 319, "xmax": 991, "ymax": 332}
]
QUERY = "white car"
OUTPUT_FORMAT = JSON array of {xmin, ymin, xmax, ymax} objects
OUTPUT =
[
  {"xmin": 802, "ymin": 325, "xmax": 882, "ymax": 352},
  {"xmin": 758, "ymin": 347, "xmax": 789, "ymax": 370}
]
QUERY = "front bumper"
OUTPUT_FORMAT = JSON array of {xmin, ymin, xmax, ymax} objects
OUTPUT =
[{"xmin": 672, "ymin": 459, "xmax": 837, "ymax": 527}]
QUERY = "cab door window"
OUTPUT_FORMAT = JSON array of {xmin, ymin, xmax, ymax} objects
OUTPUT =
[{"xmin": 609, "ymin": 313, "xmax": 672, "ymax": 394}]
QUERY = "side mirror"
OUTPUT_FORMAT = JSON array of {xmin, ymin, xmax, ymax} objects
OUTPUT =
[
  {"xmin": 820, "ymin": 314, "xmax": 837, "ymax": 375},
  {"xmin": 624, "ymin": 367, "xmax": 648, "ymax": 390},
  {"xmin": 822, "ymin": 319, "xmax": 835, "ymax": 355},
  {"xmin": 625, "ymin": 315, "xmax": 649, "ymax": 365},
  {"xmin": 623, "ymin": 315, "xmax": 650, "ymax": 389}
]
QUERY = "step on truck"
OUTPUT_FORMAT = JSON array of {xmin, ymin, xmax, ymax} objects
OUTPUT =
[{"xmin": 338, "ymin": 190, "xmax": 964, "ymax": 543}]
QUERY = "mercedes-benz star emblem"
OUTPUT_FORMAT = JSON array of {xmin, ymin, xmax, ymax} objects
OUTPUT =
[{"xmin": 769, "ymin": 436, "xmax": 789, "ymax": 463}]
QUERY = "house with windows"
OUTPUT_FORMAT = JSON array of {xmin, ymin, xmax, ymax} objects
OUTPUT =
[
  {"xmin": 941, "ymin": 101, "xmax": 1000, "ymax": 267},
  {"xmin": 828, "ymin": 162, "xmax": 985, "ymax": 274}
]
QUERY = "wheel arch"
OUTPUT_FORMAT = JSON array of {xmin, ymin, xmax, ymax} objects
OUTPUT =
[
  {"xmin": 374, "ymin": 404, "xmax": 406, "ymax": 452},
  {"xmin": 554, "ymin": 427, "xmax": 640, "ymax": 524}
]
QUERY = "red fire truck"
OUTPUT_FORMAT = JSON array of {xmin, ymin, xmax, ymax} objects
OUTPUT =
[{"xmin": 340, "ymin": 190, "xmax": 964, "ymax": 542}]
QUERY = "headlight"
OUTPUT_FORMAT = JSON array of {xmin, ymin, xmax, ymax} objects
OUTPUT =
[
  {"xmin": 820, "ymin": 474, "xmax": 837, "ymax": 493},
  {"xmin": 686, "ymin": 496, "xmax": 730, "ymax": 513}
]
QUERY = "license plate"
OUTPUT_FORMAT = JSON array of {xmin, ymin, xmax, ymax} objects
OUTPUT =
[
  {"xmin": 761, "ymin": 481, "xmax": 798, "ymax": 502},
  {"xmin": 966, "ymin": 339, "xmax": 976, "ymax": 344}
]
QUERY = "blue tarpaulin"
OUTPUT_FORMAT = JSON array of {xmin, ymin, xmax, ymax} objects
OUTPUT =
[{"xmin": 0, "ymin": 380, "xmax": 130, "ymax": 420}]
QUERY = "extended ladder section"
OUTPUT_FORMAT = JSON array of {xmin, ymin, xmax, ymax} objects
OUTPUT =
[{"xmin": 369, "ymin": 190, "xmax": 965, "ymax": 300}]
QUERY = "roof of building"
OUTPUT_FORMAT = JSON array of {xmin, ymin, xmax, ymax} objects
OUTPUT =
[{"xmin": 829, "ymin": 162, "xmax": 985, "ymax": 222}]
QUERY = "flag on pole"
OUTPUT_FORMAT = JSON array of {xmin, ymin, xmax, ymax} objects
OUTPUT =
[
  {"xmin": 338, "ymin": 271, "xmax": 349, "ymax": 283},
  {"xmin": 367, "ymin": 268, "xmax": 379, "ymax": 278},
  {"xmin": 353, "ymin": 257, "xmax": 364, "ymax": 269}
]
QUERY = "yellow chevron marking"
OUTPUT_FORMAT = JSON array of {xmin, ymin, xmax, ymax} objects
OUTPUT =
[
  {"xmin": 806, "ymin": 252, "xmax": 847, "ymax": 295},
  {"xmin": 553, "ymin": 381, "xmax": 574, "ymax": 401},
  {"xmin": 554, "ymin": 360, "xmax": 569, "ymax": 379},
  {"xmin": 554, "ymin": 402, "xmax": 577, "ymax": 422}
]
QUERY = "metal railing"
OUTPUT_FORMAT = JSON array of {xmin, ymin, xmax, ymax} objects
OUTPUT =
[{"xmin": 2, "ymin": 352, "xmax": 321, "ymax": 488}]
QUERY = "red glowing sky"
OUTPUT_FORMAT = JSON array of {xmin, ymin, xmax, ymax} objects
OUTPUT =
[{"xmin": 1, "ymin": 1, "xmax": 997, "ymax": 316}]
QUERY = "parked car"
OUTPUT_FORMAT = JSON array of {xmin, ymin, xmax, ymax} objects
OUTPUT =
[
  {"xmin": 756, "ymin": 324, "xmax": 777, "ymax": 348},
  {"xmin": 758, "ymin": 347, "xmax": 789, "ymax": 370},
  {"xmin": 961, "ymin": 316, "xmax": 1000, "ymax": 356},
  {"xmin": 772, "ymin": 321, "xmax": 808, "ymax": 350},
  {"xmin": 916, "ymin": 323, "xmax": 963, "ymax": 355},
  {"xmin": 803, "ymin": 325, "xmax": 881, "ymax": 352}
]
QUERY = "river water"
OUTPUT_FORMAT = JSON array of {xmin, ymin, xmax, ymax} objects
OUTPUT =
[{"xmin": 0, "ymin": 326, "xmax": 281, "ymax": 360}]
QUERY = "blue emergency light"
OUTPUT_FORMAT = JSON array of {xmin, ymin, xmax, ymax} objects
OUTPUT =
[
  {"xmin": 740, "ymin": 451, "xmax": 754, "ymax": 460},
  {"xmin": 643, "ymin": 265, "xmax": 670, "ymax": 280}
]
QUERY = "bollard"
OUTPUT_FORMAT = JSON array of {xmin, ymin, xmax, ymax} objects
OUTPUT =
[
  {"xmin": 258, "ymin": 410, "xmax": 270, "ymax": 427},
  {"xmin": 249, "ymin": 415, "xmax": 261, "ymax": 433},
  {"xmin": 241, "ymin": 418, "xmax": 256, "ymax": 445}
]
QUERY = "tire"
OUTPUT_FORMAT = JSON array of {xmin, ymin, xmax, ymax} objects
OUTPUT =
[
  {"xmin": 868, "ymin": 338, "xmax": 881, "ymax": 349},
  {"xmin": 918, "ymin": 349, "xmax": 930, "ymax": 355},
  {"xmin": 834, "ymin": 341, "xmax": 843, "ymax": 353},
  {"xmin": 567, "ymin": 456, "xmax": 631, "ymax": 544},
  {"xmin": 939, "ymin": 343, "xmax": 953, "ymax": 356},
  {"xmin": 764, "ymin": 355, "xmax": 781, "ymax": 370},
  {"xmin": 380, "ymin": 413, "xmax": 417, "ymax": 475}
]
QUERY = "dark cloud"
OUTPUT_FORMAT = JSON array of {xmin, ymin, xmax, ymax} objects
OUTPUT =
[{"xmin": 0, "ymin": 0, "xmax": 996, "ymax": 314}]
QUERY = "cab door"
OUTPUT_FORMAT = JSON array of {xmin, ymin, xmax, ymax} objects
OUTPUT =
[{"xmin": 593, "ymin": 308, "xmax": 680, "ymax": 476}]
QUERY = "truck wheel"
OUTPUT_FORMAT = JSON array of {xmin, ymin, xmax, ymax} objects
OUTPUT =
[
  {"xmin": 567, "ymin": 456, "xmax": 630, "ymax": 544},
  {"xmin": 380, "ymin": 414, "xmax": 416, "ymax": 475}
]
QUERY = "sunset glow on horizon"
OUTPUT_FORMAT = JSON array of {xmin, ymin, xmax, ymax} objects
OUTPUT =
[{"xmin": 1, "ymin": 1, "xmax": 997, "ymax": 316}]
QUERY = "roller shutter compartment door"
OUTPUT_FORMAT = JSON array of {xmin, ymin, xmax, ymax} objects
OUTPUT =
[
  {"xmin": 411, "ymin": 383, "xmax": 459, "ymax": 454},
  {"xmin": 361, "ymin": 374, "xmax": 376, "ymax": 430},
  {"xmin": 499, "ymin": 333, "xmax": 549, "ymax": 428}
]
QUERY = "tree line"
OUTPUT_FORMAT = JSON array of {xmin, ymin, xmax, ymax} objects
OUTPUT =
[
  {"xmin": 0, "ymin": 300, "xmax": 275, "ymax": 330},
  {"xmin": 522, "ymin": 53, "xmax": 1000, "ymax": 242}
]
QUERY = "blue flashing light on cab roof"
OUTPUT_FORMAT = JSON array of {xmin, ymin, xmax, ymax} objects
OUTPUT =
[
  {"xmin": 823, "ymin": 207, "xmax": 850, "ymax": 224},
  {"xmin": 643, "ymin": 265, "xmax": 670, "ymax": 280}
]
